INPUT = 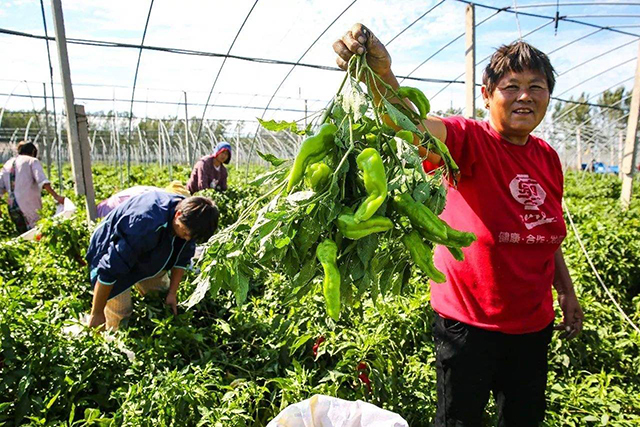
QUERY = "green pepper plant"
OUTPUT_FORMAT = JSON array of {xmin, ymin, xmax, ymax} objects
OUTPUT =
[{"xmin": 188, "ymin": 54, "xmax": 476, "ymax": 320}]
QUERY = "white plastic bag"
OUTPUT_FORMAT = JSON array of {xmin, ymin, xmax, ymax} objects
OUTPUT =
[
  {"xmin": 267, "ymin": 394, "xmax": 409, "ymax": 427},
  {"xmin": 19, "ymin": 199, "xmax": 77, "ymax": 241},
  {"xmin": 54, "ymin": 198, "xmax": 77, "ymax": 219}
]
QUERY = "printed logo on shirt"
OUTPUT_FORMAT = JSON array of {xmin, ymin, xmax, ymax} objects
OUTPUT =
[
  {"xmin": 509, "ymin": 174, "xmax": 546, "ymax": 210},
  {"xmin": 508, "ymin": 174, "xmax": 557, "ymax": 231}
]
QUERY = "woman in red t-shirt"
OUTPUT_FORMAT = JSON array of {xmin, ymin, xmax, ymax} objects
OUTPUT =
[{"xmin": 334, "ymin": 24, "xmax": 583, "ymax": 426}]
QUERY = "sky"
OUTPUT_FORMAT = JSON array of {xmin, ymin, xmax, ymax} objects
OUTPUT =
[{"xmin": 0, "ymin": 0, "xmax": 639, "ymax": 130}]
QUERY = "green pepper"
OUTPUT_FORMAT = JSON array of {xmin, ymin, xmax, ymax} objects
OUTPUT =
[
  {"xmin": 401, "ymin": 230, "xmax": 446, "ymax": 283},
  {"xmin": 336, "ymin": 210, "xmax": 393, "ymax": 240},
  {"xmin": 365, "ymin": 133, "xmax": 378, "ymax": 146},
  {"xmin": 426, "ymin": 136, "xmax": 459, "ymax": 172},
  {"xmin": 445, "ymin": 225, "xmax": 477, "ymax": 247},
  {"xmin": 393, "ymin": 193, "xmax": 447, "ymax": 240},
  {"xmin": 316, "ymin": 239, "xmax": 341, "ymax": 321},
  {"xmin": 395, "ymin": 130, "xmax": 427, "ymax": 159},
  {"xmin": 304, "ymin": 162, "xmax": 331, "ymax": 191},
  {"xmin": 395, "ymin": 130, "xmax": 414, "ymax": 145},
  {"xmin": 447, "ymin": 246, "xmax": 465, "ymax": 261},
  {"xmin": 287, "ymin": 123, "xmax": 337, "ymax": 192},
  {"xmin": 355, "ymin": 148, "xmax": 387, "ymax": 223},
  {"xmin": 416, "ymin": 223, "xmax": 476, "ymax": 248},
  {"xmin": 397, "ymin": 86, "xmax": 430, "ymax": 119}
]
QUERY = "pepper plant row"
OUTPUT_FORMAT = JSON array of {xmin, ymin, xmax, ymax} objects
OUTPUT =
[{"xmin": 188, "ymin": 55, "xmax": 476, "ymax": 320}]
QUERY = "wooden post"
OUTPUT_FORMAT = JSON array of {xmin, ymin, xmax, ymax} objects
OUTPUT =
[
  {"xmin": 184, "ymin": 91, "xmax": 191, "ymax": 166},
  {"xmin": 42, "ymin": 82, "xmax": 52, "ymax": 178},
  {"xmin": 576, "ymin": 128, "xmax": 582, "ymax": 170},
  {"xmin": 51, "ymin": 0, "xmax": 86, "ymax": 195},
  {"xmin": 620, "ymin": 41, "xmax": 640, "ymax": 209},
  {"xmin": 465, "ymin": 4, "xmax": 476, "ymax": 119},
  {"xmin": 236, "ymin": 123, "xmax": 240, "ymax": 169},
  {"xmin": 75, "ymin": 105, "xmax": 97, "ymax": 221},
  {"xmin": 618, "ymin": 130, "xmax": 624, "ymax": 178}
]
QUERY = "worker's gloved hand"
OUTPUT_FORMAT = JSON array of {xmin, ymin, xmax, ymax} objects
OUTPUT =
[
  {"xmin": 87, "ymin": 312, "xmax": 106, "ymax": 330},
  {"xmin": 165, "ymin": 292, "xmax": 178, "ymax": 316}
]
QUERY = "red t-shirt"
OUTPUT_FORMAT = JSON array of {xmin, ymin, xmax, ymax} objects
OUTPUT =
[{"xmin": 429, "ymin": 117, "xmax": 566, "ymax": 334}]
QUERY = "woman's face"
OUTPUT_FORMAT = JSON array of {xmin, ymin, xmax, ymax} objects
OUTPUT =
[
  {"xmin": 481, "ymin": 69, "xmax": 550, "ymax": 145},
  {"xmin": 216, "ymin": 150, "xmax": 229, "ymax": 164}
]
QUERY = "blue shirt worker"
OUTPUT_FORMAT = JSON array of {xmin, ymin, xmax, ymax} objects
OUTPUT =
[{"xmin": 86, "ymin": 191, "xmax": 219, "ymax": 330}]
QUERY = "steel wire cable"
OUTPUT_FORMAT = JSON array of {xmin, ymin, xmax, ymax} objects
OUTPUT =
[
  {"xmin": 400, "ymin": 8, "xmax": 505, "ymax": 84},
  {"xmin": 246, "ymin": 0, "xmax": 359, "ymax": 169},
  {"xmin": 547, "ymin": 28, "xmax": 603, "ymax": 55},
  {"xmin": 454, "ymin": 0, "xmax": 640, "ymax": 38},
  {"xmin": 557, "ymin": 39, "xmax": 638, "ymax": 76},
  {"xmin": 550, "ymin": 76, "xmax": 632, "ymax": 123},
  {"xmin": 196, "ymin": 0, "xmax": 259, "ymax": 141},
  {"xmin": 430, "ymin": 19, "xmax": 554, "ymax": 101},
  {"xmin": 563, "ymin": 199, "xmax": 640, "ymax": 335},
  {"xmin": 38, "ymin": 0, "xmax": 62, "ymax": 191},
  {"xmin": 0, "ymin": 27, "xmax": 470, "ymax": 87},
  {"xmin": 126, "ymin": 0, "xmax": 154, "ymax": 182},
  {"xmin": 560, "ymin": 109, "xmax": 630, "ymax": 150},
  {"xmin": 551, "ymin": 94, "xmax": 632, "ymax": 149},
  {"xmin": 555, "ymin": 57, "xmax": 636, "ymax": 98},
  {"xmin": 386, "ymin": 0, "xmax": 446, "ymax": 46},
  {"xmin": 507, "ymin": 2, "xmax": 640, "ymax": 9}
]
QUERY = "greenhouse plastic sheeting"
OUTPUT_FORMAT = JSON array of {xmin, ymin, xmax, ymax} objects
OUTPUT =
[{"xmin": 267, "ymin": 394, "xmax": 408, "ymax": 427}]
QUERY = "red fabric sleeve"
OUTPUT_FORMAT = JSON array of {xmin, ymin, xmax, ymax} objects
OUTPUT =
[{"xmin": 440, "ymin": 116, "xmax": 477, "ymax": 178}]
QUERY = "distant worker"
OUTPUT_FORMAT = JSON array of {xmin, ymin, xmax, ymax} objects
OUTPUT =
[
  {"xmin": 0, "ymin": 141, "xmax": 64, "ymax": 234},
  {"xmin": 95, "ymin": 181, "xmax": 190, "ymax": 218},
  {"xmin": 187, "ymin": 142, "xmax": 232, "ymax": 194},
  {"xmin": 85, "ymin": 191, "xmax": 219, "ymax": 330}
]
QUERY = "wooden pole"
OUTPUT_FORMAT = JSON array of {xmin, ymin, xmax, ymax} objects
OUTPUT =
[
  {"xmin": 620, "ymin": 41, "xmax": 640, "ymax": 209},
  {"xmin": 576, "ymin": 127, "xmax": 582, "ymax": 170},
  {"xmin": 184, "ymin": 91, "xmax": 191, "ymax": 166},
  {"xmin": 618, "ymin": 130, "xmax": 624, "ymax": 178},
  {"xmin": 75, "ymin": 105, "xmax": 97, "ymax": 220},
  {"xmin": 42, "ymin": 82, "xmax": 52, "ymax": 178},
  {"xmin": 465, "ymin": 4, "xmax": 476, "ymax": 119},
  {"xmin": 51, "ymin": 0, "xmax": 85, "ymax": 195}
]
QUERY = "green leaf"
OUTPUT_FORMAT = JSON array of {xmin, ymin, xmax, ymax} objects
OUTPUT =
[
  {"xmin": 356, "ymin": 234, "xmax": 378, "ymax": 268},
  {"xmin": 292, "ymin": 256, "xmax": 317, "ymax": 289},
  {"xmin": 286, "ymin": 191, "xmax": 315, "ymax": 204},
  {"xmin": 413, "ymin": 182, "xmax": 431, "ymax": 204},
  {"xmin": 257, "ymin": 118, "xmax": 299, "ymax": 134},
  {"xmin": 289, "ymin": 334, "xmax": 313, "ymax": 354},
  {"xmin": 383, "ymin": 99, "xmax": 419, "ymax": 133},
  {"xmin": 256, "ymin": 150, "xmax": 287, "ymax": 167},
  {"xmin": 232, "ymin": 269, "xmax": 249, "ymax": 305},
  {"xmin": 45, "ymin": 391, "xmax": 61, "ymax": 410}
]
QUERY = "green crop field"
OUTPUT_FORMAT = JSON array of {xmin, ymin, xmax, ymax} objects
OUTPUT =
[{"xmin": 0, "ymin": 164, "xmax": 639, "ymax": 426}]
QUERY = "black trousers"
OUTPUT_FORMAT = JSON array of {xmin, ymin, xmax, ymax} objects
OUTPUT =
[{"xmin": 433, "ymin": 312, "xmax": 553, "ymax": 427}]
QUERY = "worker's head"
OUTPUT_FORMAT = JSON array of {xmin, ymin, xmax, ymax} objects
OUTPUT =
[
  {"xmin": 213, "ymin": 142, "xmax": 232, "ymax": 165},
  {"xmin": 17, "ymin": 141, "xmax": 38, "ymax": 157},
  {"xmin": 481, "ymin": 41, "xmax": 555, "ymax": 143},
  {"xmin": 172, "ymin": 196, "xmax": 220, "ymax": 243}
]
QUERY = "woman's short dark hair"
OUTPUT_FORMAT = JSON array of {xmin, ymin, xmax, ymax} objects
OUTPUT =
[
  {"xmin": 483, "ymin": 41, "xmax": 556, "ymax": 95},
  {"xmin": 17, "ymin": 141, "xmax": 38, "ymax": 157},
  {"xmin": 176, "ymin": 196, "xmax": 219, "ymax": 243}
]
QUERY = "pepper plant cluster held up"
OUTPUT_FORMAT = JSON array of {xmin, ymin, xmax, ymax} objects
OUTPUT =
[{"xmin": 189, "ymin": 54, "xmax": 476, "ymax": 320}]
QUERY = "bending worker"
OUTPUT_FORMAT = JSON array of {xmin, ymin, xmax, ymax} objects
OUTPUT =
[
  {"xmin": 86, "ymin": 190, "xmax": 219, "ymax": 330},
  {"xmin": 334, "ymin": 24, "xmax": 583, "ymax": 426},
  {"xmin": 187, "ymin": 142, "xmax": 232, "ymax": 194}
]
